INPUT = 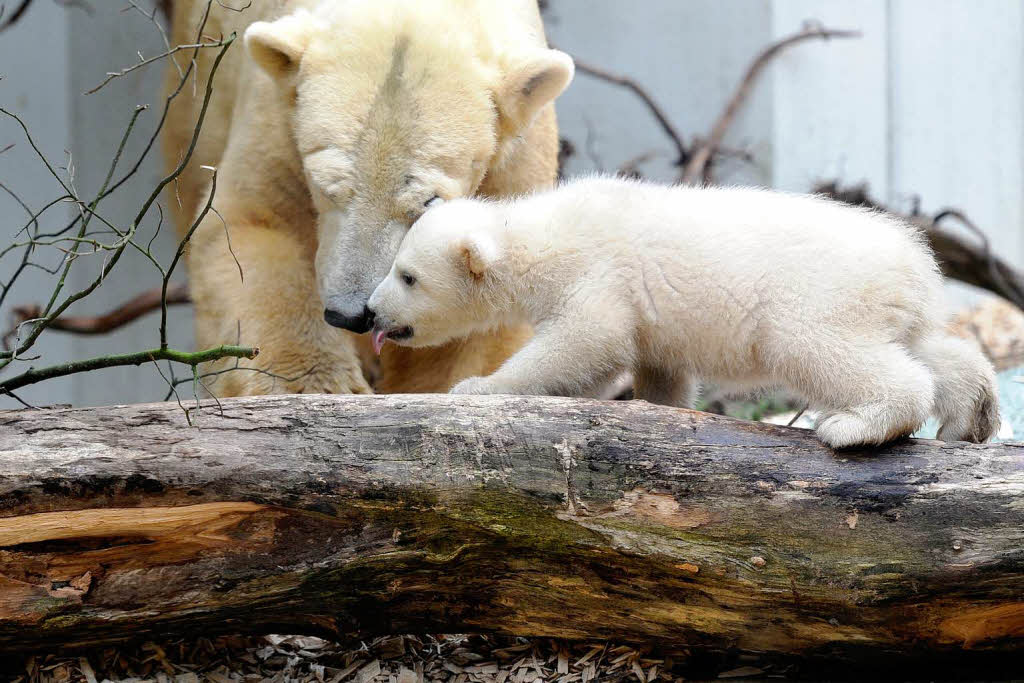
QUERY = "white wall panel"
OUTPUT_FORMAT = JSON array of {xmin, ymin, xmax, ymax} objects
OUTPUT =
[
  {"xmin": 770, "ymin": 0, "xmax": 890, "ymax": 193},
  {"xmin": 548, "ymin": 0, "xmax": 773, "ymax": 186},
  {"xmin": 889, "ymin": 0, "xmax": 1024, "ymax": 269}
]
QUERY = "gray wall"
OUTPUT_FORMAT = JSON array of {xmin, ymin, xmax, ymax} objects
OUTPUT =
[
  {"xmin": 548, "ymin": 0, "xmax": 773, "ymax": 187},
  {"xmin": 2, "ymin": 1, "xmax": 1022, "ymax": 408}
]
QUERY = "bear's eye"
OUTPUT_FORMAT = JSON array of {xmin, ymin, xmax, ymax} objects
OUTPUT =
[
  {"xmin": 424, "ymin": 195, "xmax": 443, "ymax": 208},
  {"xmin": 401, "ymin": 272, "xmax": 416, "ymax": 287}
]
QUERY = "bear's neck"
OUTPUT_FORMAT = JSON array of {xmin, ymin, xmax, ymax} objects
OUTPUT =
[{"xmin": 488, "ymin": 205, "xmax": 581, "ymax": 325}]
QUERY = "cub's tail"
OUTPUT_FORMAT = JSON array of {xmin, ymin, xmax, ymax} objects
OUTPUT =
[{"xmin": 913, "ymin": 333, "xmax": 1000, "ymax": 442}]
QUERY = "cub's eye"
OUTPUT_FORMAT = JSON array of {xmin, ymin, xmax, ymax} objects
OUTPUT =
[
  {"xmin": 424, "ymin": 195, "xmax": 443, "ymax": 208},
  {"xmin": 401, "ymin": 272, "xmax": 416, "ymax": 287}
]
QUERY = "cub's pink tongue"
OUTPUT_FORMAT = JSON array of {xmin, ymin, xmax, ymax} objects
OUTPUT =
[{"xmin": 372, "ymin": 329, "xmax": 388, "ymax": 356}]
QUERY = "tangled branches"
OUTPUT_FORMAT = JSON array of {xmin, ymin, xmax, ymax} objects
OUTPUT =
[
  {"xmin": 0, "ymin": 0, "xmax": 257, "ymax": 409},
  {"xmin": 568, "ymin": 23, "xmax": 860, "ymax": 184}
]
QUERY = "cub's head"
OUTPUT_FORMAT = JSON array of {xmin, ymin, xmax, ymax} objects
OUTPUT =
[
  {"xmin": 245, "ymin": 2, "xmax": 573, "ymax": 333},
  {"xmin": 366, "ymin": 199, "xmax": 502, "ymax": 353}
]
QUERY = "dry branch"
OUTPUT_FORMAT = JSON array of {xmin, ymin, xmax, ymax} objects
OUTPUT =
[
  {"xmin": 815, "ymin": 182, "xmax": 1024, "ymax": 311},
  {"xmin": 681, "ymin": 25, "xmax": 861, "ymax": 185},
  {"xmin": 0, "ymin": 394, "xmax": 1022, "ymax": 663},
  {"xmin": 0, "ymin": 13, "xmax": 255, "ymax": 399},
  {"xmin": 2, "ymin": 283, "xmax": 189, "ymax": 346},
  {"xmin": 569, "ymin": 56, "xmax": 691, "ymax": 167},
  {"xmin": 0, "ymin": 342, "xmax": 254, "ymax": 393}
]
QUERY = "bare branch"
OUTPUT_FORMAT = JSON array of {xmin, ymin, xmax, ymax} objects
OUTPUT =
[
  {"xmin": 84, "ymin": 40, "xmax": 226, "ymax": 95},
  {"xmin": 0, "ymin": 0, "xmax": 30, "ymax": 32},
  {"xmin": 815, "ymin": 181, "xmax": 1024, "ymax": 311},
  {"xmin": 0, "ymin": 105, "xmax": 145, "ymax": 361},
  {"xmin": 0, "ymin": 1, "xmax": 264, "ymax": 412},
  {"xmin": 2, "ymin": 282, "xmax": 189, "ymax": 349},
  {"xmin": 0, "ymin": 32, "xmax": 235, "ymax": 366},
  {"xmin": 568, "ymin": 54, "xmax": 691, "ymax": 167},
  {"xmin": 681, "ymin": 24, "xmax": 861, "ymax": 185}
]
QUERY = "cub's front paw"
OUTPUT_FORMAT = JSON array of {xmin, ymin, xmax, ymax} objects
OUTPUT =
[{"xmin": 450, "ymin": 376, "xmax": 502, "ymax": 395}]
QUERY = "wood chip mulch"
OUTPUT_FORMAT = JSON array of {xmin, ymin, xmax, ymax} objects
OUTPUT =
[{"xmin": 7, "ymin": 633, "xmax": 785, "ymax": 683}]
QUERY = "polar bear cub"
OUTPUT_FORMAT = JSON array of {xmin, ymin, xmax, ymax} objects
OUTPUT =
[{"xmin": 367, "ymin": 176, "xmax": 999, "ymax": 448}]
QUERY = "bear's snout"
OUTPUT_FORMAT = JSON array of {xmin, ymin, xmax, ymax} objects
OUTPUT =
[{"xmin": 324, "ymin": 305, "xmax": 375, "ymax": 334}]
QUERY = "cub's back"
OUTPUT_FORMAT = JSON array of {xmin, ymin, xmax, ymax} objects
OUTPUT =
[{"xmin": 528, "ymin": 178, "xmax": 941, "ymax": 341}]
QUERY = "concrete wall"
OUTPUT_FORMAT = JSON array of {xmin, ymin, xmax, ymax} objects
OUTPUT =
[{"xmin": 1, "ymin": 0, "xmax": 1022, "ymax": 408}]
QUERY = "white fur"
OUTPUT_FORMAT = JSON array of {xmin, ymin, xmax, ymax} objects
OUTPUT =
[
  {"xmin": 368, "ymin": 177, "xmax": 1000, "ymax": 448},
  {"xmin": 245, "ymin": 0, "xmax": 574, "ymax": 324}
]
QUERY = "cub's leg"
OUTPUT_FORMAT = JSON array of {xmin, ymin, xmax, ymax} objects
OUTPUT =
[
  {"xmin": 372, "ymin": 324, "xmax": 532, "ymax": 393},
  {"xmin": 633, "ymin": 365, "xmax": 697, "ymax": 408},
  {"xmin": 910, "ymin": 333, "xmax": 999, "ymax": 442},
  {"xmin": 451, "ymin": 308, "xmax": 633, "ymax": 398},
  {"xmin": 774, "ymin": 340, "xmax": 934, "ymax": 448}
]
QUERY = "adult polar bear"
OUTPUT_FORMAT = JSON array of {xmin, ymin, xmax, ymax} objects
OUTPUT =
[{"xmin": 163, "ymin": 0, "xmax": 572, "ymax": 395}]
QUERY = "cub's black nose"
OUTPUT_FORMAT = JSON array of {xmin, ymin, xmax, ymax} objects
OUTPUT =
[{"xmin": 324, "ymin": 306, "xmax": 375, "ymax": 333}]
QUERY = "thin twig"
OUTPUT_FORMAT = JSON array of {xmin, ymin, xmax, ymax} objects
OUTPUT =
[
  {"xmin": 161, "ymin": 166, "xmax": 217, "ymax": 348},
  {"xmin": 84, "ymin": 41, "xmax": 225, "ymax": 95},
  {"xmin": 1, "ymin": 388, "xmax": 36, "ymax": 409},
  {"xmin": 787, "ymin": 406, "xmax": 808, "ymax": 427},
  {"xmin": 681, "ymin": 24, "xmax": 861, "ymax": 185},
  {"xmin": 569, "ymin": 55, "xmax": 691, "ymax": 167},
  {"xmin": 125, "ymin": 0, "xmax": 183, "ymax": 80},
  {"xmin": 163, "ymin": 362, "xmax": 319, "ymax": 401},
  {"xmin": 152, "ymin": 356, "xmax": 189, "ymax": 419}
]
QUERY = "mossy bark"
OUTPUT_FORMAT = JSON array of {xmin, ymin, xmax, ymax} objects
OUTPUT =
[{"xmin": 0, "ymin": 394, "xmax": 1022, "ymax": 660}]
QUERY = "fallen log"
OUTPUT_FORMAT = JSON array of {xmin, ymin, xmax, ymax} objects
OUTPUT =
[{"xmin": 0, "ymin": 394, "xmax": 1022, "ymax": 665}]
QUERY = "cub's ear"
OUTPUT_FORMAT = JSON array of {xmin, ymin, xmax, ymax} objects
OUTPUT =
[
  {"xmin": 496, "ymin": 49, "xmax": 575, "ymax": 132},
  {"xmin": 245, "ymin": 11, "xmax": 319, "ymax": 79},
  {"xmin": 455, "ymin": 233, "xmax": 499, "ymax": 280}
]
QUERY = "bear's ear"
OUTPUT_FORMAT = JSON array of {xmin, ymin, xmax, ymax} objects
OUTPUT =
[
  {"xmin": 496, "ymin": 49, "xmax": 575, "ymax": 132},
  {"xmin": 456, "ymin": 232, "xmax": 499, "ymax": 281},
  {"xmin": 245, "ymin": 11, "xmax": 318, "ymax": 79}
]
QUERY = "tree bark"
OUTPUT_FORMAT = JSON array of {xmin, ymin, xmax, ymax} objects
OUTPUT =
[{"xmin": 0, "ymin": 394, "xmax": 1022, "ymax": 662}]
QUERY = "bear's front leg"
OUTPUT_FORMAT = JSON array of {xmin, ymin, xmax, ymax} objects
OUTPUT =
[
  {"xmin": 189, "ymin": 214, "xmax": 371, "ymax": 397},
  {"xmin": 449, "ymin": 312, "xmax": 632, "ymax": 398}
]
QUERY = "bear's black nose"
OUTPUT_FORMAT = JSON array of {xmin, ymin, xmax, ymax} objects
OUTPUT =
[{"xmin": 324, "ymin": 306, "xmax": 375, "ymax": 333}]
